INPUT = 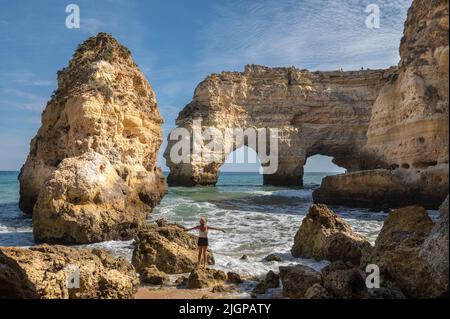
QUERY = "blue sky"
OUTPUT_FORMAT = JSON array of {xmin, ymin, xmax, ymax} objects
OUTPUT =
[{"xmin": 0, "ymin": 0, "xmax": 411, "ymax": 172}]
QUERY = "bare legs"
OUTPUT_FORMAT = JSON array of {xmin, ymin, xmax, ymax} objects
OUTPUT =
[{"xmin": 197, "ymin": 246, "xmax": 208, "ymax": 267}]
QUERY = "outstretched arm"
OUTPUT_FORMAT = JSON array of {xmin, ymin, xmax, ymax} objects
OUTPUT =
[
  {"xmin": 208, "ymin": 226, "xmax": 226, "ymax": 233},
  {"xmin": 184, "ymin": 226, "xmax": 199, "ymax": 232}
]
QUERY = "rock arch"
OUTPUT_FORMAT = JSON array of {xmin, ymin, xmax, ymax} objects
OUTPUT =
[{"xmin": 164, "ymin": 65, "xmax": 393, "ymax": 186}]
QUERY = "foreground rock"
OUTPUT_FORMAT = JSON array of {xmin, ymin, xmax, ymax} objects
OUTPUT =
[
  {"xmin": 252, "ymin": 271, "xmax": 280, "ymax": 295},
  {"xmin": 420, "ymin": 196, "xmax": 449, "ymax": 294},
  {"xmin": 314, "ymin": 167, "xmax": 449, "ymax": 210},
  {"xmin": 132, "ymin": 221, "xmax": 214, "ymax": 274},
  {"xmin": 291, "ymin": 204, "xmax": 371, "ymax": 265},
  {"xmin": 0, "ymin": 245, "xmax": 138, "ymax": 299},
  {"xmin": 362, "ymin": 206, "xmax": 446, "ymax": 298},
  {"xmin": 187, "ymin": 268, "xmax": 227, "ymax": 289},
  {"xmin": 279, "ymin": 265, "xmax": 322, "ymax": 299},
  {"xmin": 314, "ymin": 0, "xmax": 449, "ymax": 209},
  {"xmin": 19, "ymin": 33, "xmax": 165, "ymax": 244},
  {"xmin": 140, "ymin": 265, "xmax": 168, "ymax": 285},
  {"xmin": 320, "ymin": 261, "xmax": 368, "ymax": 299}
]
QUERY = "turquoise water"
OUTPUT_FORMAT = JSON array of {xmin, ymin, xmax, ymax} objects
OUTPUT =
[{"xmin": 0, "ymin": 171, "xmax": 391, "ymax": 278}]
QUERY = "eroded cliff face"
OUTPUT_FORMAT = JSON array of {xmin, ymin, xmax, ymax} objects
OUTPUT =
[
  {"xmin": 362, "ymin": 0, "xmax": 449, "ymax": 169},
  {"xmin": 19, "ymin": 33, "xmax": 166, "ymax": 244},
  {"xmin": 165, "ymin": 65, "xmax": 392, "ymax": 186},
  {"xmin": 315, "ymin": 0, "xmax": 449, "ymax": 209}
]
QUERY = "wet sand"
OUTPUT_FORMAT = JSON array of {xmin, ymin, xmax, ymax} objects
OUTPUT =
[{"xmin": 135, "ymin": 287, "xmax": 217, "ymax": 299}]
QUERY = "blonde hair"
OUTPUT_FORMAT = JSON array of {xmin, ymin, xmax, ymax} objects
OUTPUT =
[{"xmin": 200, "ymin": 216, "xmax": 207, "ymax": 225}]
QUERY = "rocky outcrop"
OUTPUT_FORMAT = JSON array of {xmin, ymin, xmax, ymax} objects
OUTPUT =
[
  {"xmin": 19, "ymin": 33, "xmax": 166, "ymax": 243},
  {"xmin": 164, "ymin": 66, "xmax": 391, "ymax": 186},
  {"xmin": 291, "ymin": 205, "xmax": 371, "ymax": 265},
  {"xmin": 320, "ymin": 261, "xmax": 368, "ymax": 299},
  {"xmin": 315, "ymin": 0, "xmax": 449, "ymax": 209},
  {"xmin": 279, "ymin": 265, "xmax": 322, "ymax": 299},
  {"xmin": 140, "ymin": 265, "xmax": 168, "ymax": 285},
  {"xmin": 0, "ymin": 245, "xmax": 138, "ymax": 299},
  {"xmin": 420, "ymin": 196, "xmax": 449, "ymax": 295},
  {"xmin": 252, "ymin": 270, "xmax": 280, "ymax": 294},
  {"xmin": 314, "ymin": 166, "xmax": 449, "ymax": 210},
  {"xmin": 186, "ymin": 268, "xmax": 227, "ymax": 289},
  {"xmin": 132, "ymin": 221, "xmax": 214, "ymax": 274},
  {"xmin": 362, "ymin": 206, "xmax": 447, "ymax": 298}
]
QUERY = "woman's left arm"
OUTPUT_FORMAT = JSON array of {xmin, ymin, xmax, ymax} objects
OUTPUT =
[{"xmin": 208, "ymin": 226, "xmax": 226, "ymax": 233}]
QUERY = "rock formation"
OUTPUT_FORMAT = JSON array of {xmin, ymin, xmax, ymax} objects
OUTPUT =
[
  {"xmin": 291, "ymin": 204, "xmax": 371, "ymax": 265},
  {"xmin": 0, "ymin": 245, "xmax": 138, "ymax": 299},
  {"xmin": 186, "ymin": 268, "xmax": 227, "ymax": 289},
  {"xmin": 362, "ymin": 205, "xmax": 447, "ymax": 298},
  {"xmin": 164, "ymin": 66, "xmax": 392, "ymax": 186},
  {"xmin": 279, "ymin": 265, "xmax": 322, "ymax": 299},
  {"xmin": 315, "ymin": 0, "xmax": 449, "ymax": 209},
  {"xmin": 132, "ymin": 221, "xmax": 214, "ymax": 274},
  {"xmin": 165, "ymin": 0, "xmax": 448, "ymax": 210},
  {"xmin": 420, "ymin": 196, "xmax": 449, "ymax": 294},
  {"xmin": 18, "ymin": 33, "xmax": 166, "ymax": 244},
  {"xmin": 252, "ymin": 270, "xmax": 280, "ymax": 295},
  {"xmin": 313, "ymin": 167, "xmax": 449, "ymax": 210}
]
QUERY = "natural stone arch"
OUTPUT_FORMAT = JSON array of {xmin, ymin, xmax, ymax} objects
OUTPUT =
[{"xmin": 164, "ymin": 65, "xmax": 393, "ymax": 186}]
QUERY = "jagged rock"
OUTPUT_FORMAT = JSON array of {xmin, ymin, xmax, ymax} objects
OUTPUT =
[
  {"xmin": 164, "ymin": 65, "xmax": 391, "ymax": 187},
  {"xmin": 315, "ymin": 0, "xmax": 449, "ymax": 209},
  {"xmin": 227, "ymin": 272, "xmax": 243, "ymax": 284},
  {"xmin": 304, "ymin": 283, "xmax": 332, "ymax": 299},
  {"xmin": 140, "ymin": 266, "xmax": 168, "ymax": 285},
  {"xmin": 252, "ymin": 270, "xmax": 280, "ymax": 294},
  {"xmin": 211, "ymin": 285, "xmax": 234, "ymax": 293},
  {"xmin": 0, "ymin": 245, "xmax": 138, "ymax": 299},
  {"xmin": 175, "ymin": 275, "xmax": 188, "ymax": 287},
  {"xmin": 420, "ymin": 195, "xmax": 449, "ymax": 296},
  {"xmin": 263, "ymin": 253, "xmax": 282, "ymax": 262},
  {"xmin": 291, "ymin": 204, "xmax": 372, "ymax": 265},
  {"xmin": 132, "ymin": 222, "xmax": 214, "ymax": 274},
  {"xmin": 314, "ymin": 166, "xmax": 449, "ymax": 210},
  {"xmin": 187, "ymin": 268, "xmax": 227, "ymax": 289},
  {"xmin": 279, "ymin": 265, "xmax": 321, "ymax": 299},
  {"xmin": 362, "ymin": 206, "xmax": 446, "ymax": 298},
  {"xmin": 321, "ymin": 261, "xmax": 367, "ymax": 299},
  {"xmin": 240, "ymin": 255, "xmax": 248, "ymax": 260},
  {"xmin": 19, "ymin": 33, "xmax": 165, "ymax": 244}
]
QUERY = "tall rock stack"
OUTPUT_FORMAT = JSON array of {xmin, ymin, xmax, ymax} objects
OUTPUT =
[
  {"xmin": 18, "ymin": 33, "xmax": 166, "ymax": 244},
  {"xmin": 314, "ymin": 0, "xmax": 449, "ymax": 209}
]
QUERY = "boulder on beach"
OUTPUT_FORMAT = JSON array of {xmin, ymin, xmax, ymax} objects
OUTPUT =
[
  {"xmin": 187, "ymin": 268, "xmax": 227, "ymax": 289},
  {"xmin": 279, "ymin": 265, "xmax": 322, "ymax": 299},
  {"xmin": 0, "ymin": 245, "xmax": 138, "ymax": 299},
  {"xmin": 252, "ymin": 270, "xmax": 280, "ymax": 295},
  {"xmin": 291, "ymin": 204, "xmax": 372, "ymax": 266},
  {"xmin": 140, "ymin": 265, "xmax": 168, "ymax": 285},
  {"xmin": 132, "ymin": 221, "xmax": 214, "ymax": 274},
  {"xmin": 362, "ymin": 205, "xmax": 446, "ymax": 298},
  {"xmin": 420, "ymin": 196, "xmax": 449, "ymax": 295},
  {"xmin": 320, "ymin": 261, "xmax": 367, "ymax": 299},
  {"xmin": 227, "ymin": 272, "xmax": 243, "ymax": 284},
  {"xmin": 304, "ymin": 283, "xmax": 332, "ymax": 299},
  {"xmin": 19, "ymin": 33, "xmax": 166, "ymax": 244}
]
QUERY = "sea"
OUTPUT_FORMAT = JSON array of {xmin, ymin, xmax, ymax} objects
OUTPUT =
[{"xmin": 0, "ymin": 171, "xmax": 438, "ymax": 294}]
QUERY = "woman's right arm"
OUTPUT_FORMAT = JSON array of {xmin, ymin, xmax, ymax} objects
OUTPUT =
[{"xmin": 184, "ymin": 226, "xmax": 198, "ymax": 232}]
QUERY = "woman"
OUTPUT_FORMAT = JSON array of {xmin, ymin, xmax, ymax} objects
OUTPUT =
[{"xmin": 184, "ymin": 217, "xmax": 226, "ymax": 267}]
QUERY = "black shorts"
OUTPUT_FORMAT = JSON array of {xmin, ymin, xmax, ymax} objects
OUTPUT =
[{"xmin": 198, "ymin": 237, "xmax": 208, "ymax": 247}]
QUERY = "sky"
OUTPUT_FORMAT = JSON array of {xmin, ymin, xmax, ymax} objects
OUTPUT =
[{"xmin": 0, "ymin": 0, "xmax": 412, "ymax": 172}]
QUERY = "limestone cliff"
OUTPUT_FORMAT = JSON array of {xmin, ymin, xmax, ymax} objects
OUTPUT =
[
  {"xmin": 362, "ymin": 0, "xmax": 449, "ymax": 169},
  {"xmin": 315, "ymin": 0, "xmax": 449, "ymax": 209},
  {"xmin": 165, "ymin": 65, "xmax": 392, "ymax": 186},
  {"xmin": 19, "ymin": 33, "xmax": 166, "ymax": 244}
]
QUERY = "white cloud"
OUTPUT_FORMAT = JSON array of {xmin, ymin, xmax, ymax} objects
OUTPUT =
[{"xmin": 198, "ymin": 0, "xmax": 412, "ymax": 71}]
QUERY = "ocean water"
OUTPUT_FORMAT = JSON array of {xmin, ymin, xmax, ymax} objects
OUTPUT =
[{"xmin": 0, "ymin": 171, "xmax": 393, "ymax": 277}]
